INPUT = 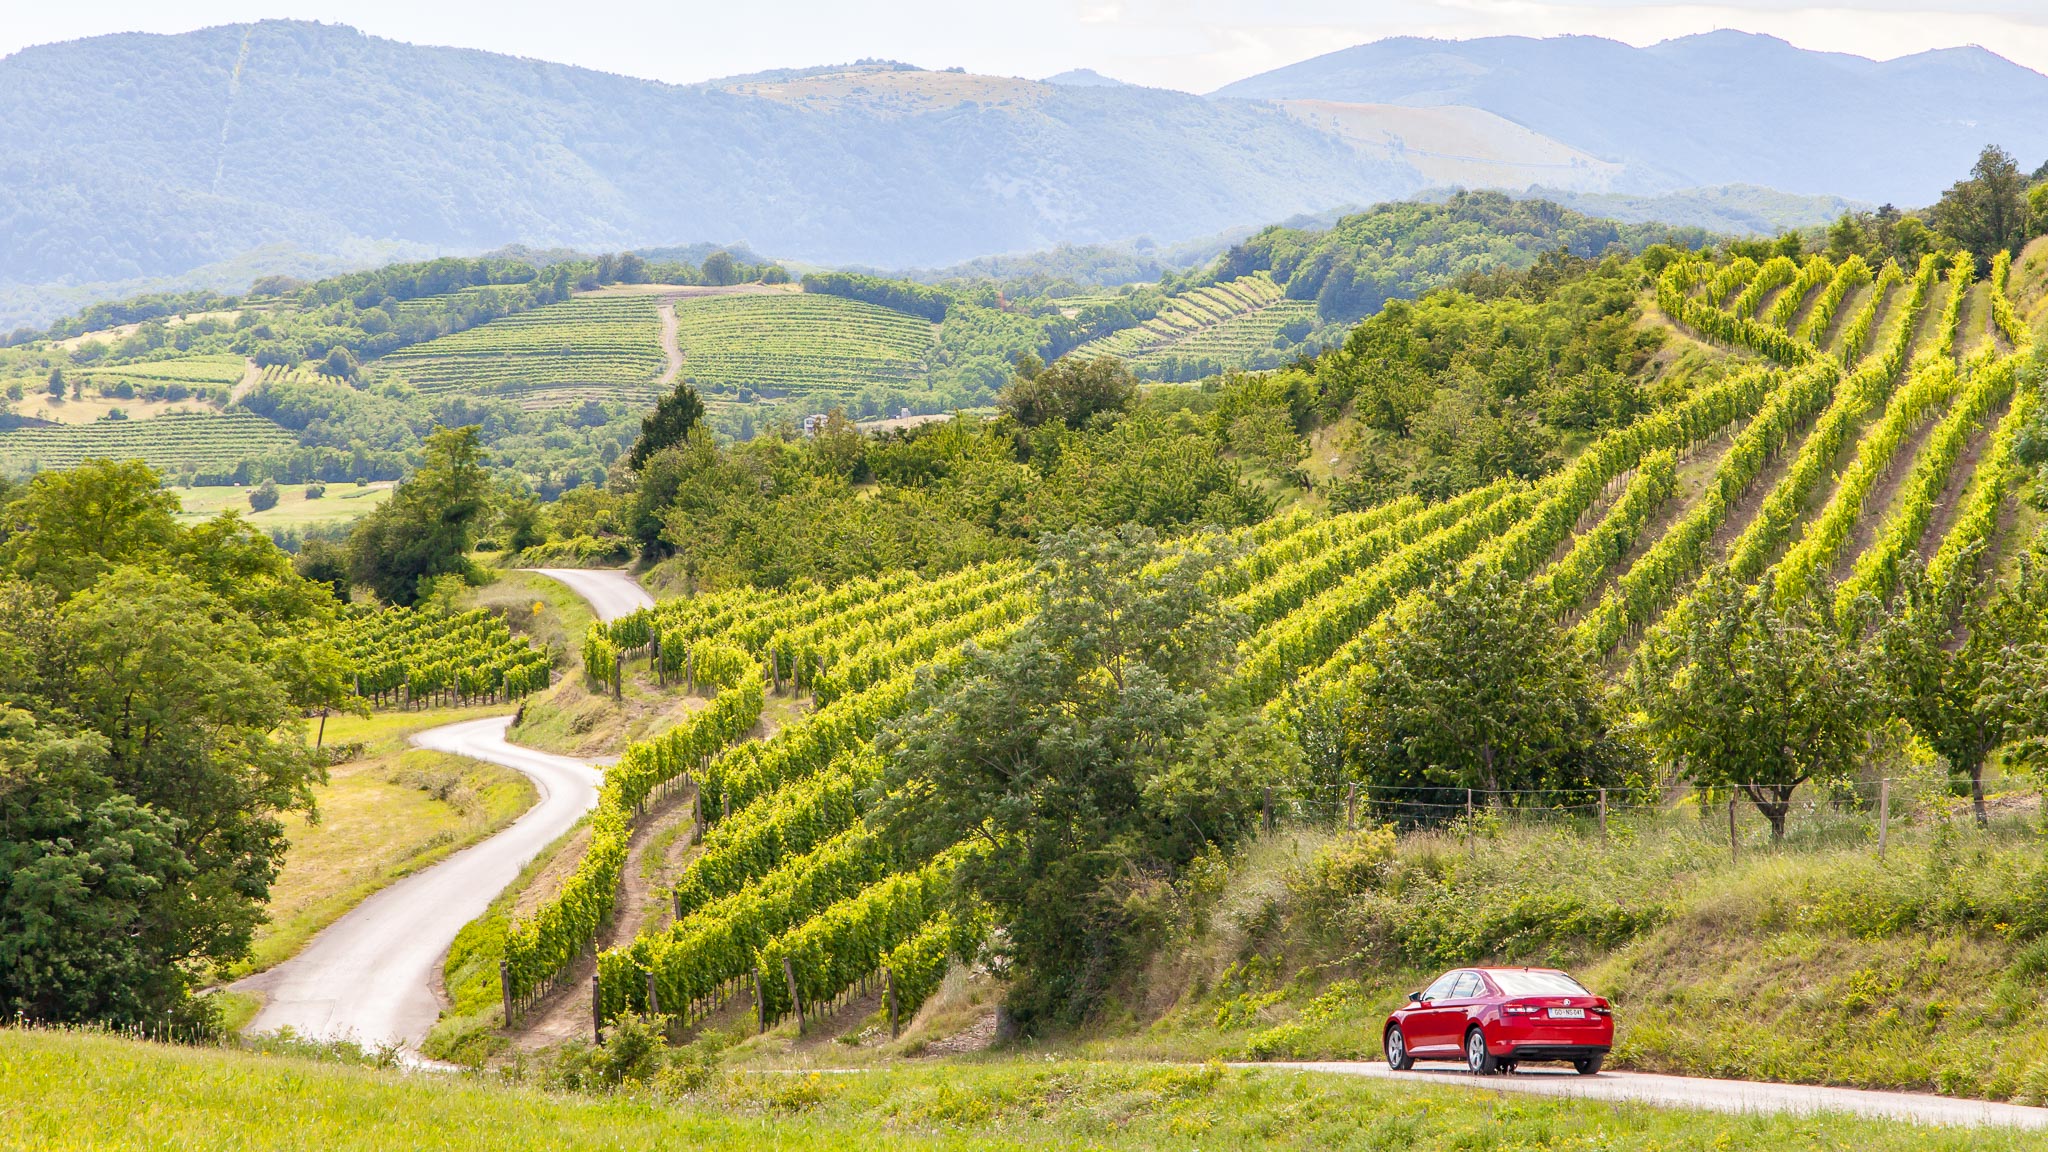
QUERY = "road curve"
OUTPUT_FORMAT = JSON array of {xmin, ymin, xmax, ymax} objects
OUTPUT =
[
  {"xmin": 523, "ymin": 567, "xmax": 654, "ymax": 624},
  {"xmin": 234, "ymin": 718, "xmax": 601, "ymax": 1050},
  {"xmin": 1253, "ymin": 1062, "xmax": 2048, "ymax": 1130}
]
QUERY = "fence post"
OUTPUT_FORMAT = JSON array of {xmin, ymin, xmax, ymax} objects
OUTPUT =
[
  {"xmin": 1466, "ymin": 789, "xmax": 1475, "ymax": 854},
  {"xmin": 653, "ymin": 635, "xmax": 662, "ymax": 686},
  {"xmin": 885, "ymin": 967, "xmax": 900, "ymax": 1038},
  {"xmin": 1877, "ymin": 778, "xmax": 1890, "ymax": 860},
  {"xmin": 613, "ymin": 653, "xmax": 623, "ymax": 701},
  {"xmin": 501, "ymin": 959, "xmax": 514, "ymax": 1028},
  {"xmin": 686, "ymin": 650, "xmax": 695, "ymax": 694},
  {"xmin": 1345, "ymin": 781, "xmax": 1357, "ymax": 830},
  {"xmin": 592, "ymin": 973, "xmax": 603, "ymax": 1045},
  {"xmin": 647, "ymin": 972, "xmax": 660, "ymax": 1015},
  {"xmin": 1598, "ymin": 788, "xmax": 1608, "ymax": 841},
  {"xmin": 1261, "ymin": 786, "xmax": 1273, "ymax": 833},
  {"xmin": 784, "ymin": 956, "xmax": 804, "ymax": 1034},
  {"xmin": 1728, "ymin": 796, "xmax": 1739, "ymax": 863},
  {"xmin": 755, "ymin": 969, "xmax": 766, "ymax": 1034}
]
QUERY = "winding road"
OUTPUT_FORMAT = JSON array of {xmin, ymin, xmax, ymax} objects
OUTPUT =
[
  {"xmin": 234, "ymin": 569, "xmax": 650, "ymax": 1050},
  {"xmin": 1257, "ymin": 1062, "xmax": 2048, "ymax": 1130}
]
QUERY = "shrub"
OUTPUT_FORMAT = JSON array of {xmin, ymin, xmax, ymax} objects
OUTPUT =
[{"xmin": 248, "ymin": 480, "xmax": 280, "ymax": 511}]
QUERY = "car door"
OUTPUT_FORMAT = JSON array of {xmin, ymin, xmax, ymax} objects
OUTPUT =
[
  {"xmin": 1406, "ymin": 971, "xmax": 1467, "ymax": 1054},
  {"xmin": 1433, "ymin": 971, "xmax": 1486, "ymax": 1052}
]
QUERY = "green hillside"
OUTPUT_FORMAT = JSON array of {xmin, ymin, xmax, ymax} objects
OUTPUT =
[
  {"xmin": 376, "ymin": 294, "xmax": 668, "ymax": 410},
  {"xmin": 673, "ymin": 293, "xmax": 935, "ymax": 404},
  {"xmin": 0, "ymin": 410, "xmax": 296, "ymax": 474}
]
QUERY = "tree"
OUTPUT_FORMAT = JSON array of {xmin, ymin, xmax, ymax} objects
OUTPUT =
[
  {"xmin": 1346, "ymin": 564, "xmax": 1628, "ymax": 804},
  {"xmin": 999, "ymin": 354, "xmax": 1136, "ymax": 430},
  {"xmin": 248, "ymin": 479, "xmax": 280, "ymax": 512},
  {"xmin": 320, "ymin": 346, "xmax": 360, "ymax": 380},
  {"xmin": 1875, "ymin": 549, "xmax": 2048, "ymax": 826},
  {"xmin": 292, "ymin": 540, "xmax": 352, "ymax": 602},
  {"xmin": 1934, "ymin": 145, "xmax": 2029, "ymax": 265},
  {"xmin": 701, "ymin": 250, "xmax": 738, "ymax": 286},
  {"xmin": 876, "ymin": 525, "xmax": 1278, "ymax": 1027},
  {"xmin": 627, "ymin": 381, "xmax": 705, "ymax": 471},
  {"xmin": 45, "ymin": 369, "xmax": 63, "ymax": 399},
  {"xmin": 346, "ymin": 425, "xmax": 491, "ymax": 605},
  {"xmin": 0, "ymin": 459, "xmax": 181, "ymax": 600},
  {"xmin": 1633, "ymin": 570, "xmax": 1879, "ymax": 838}
]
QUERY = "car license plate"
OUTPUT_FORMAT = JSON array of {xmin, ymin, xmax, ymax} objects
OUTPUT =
[{"xmin": 1548, "ymin": 1008, "xmax": 1586, "ymax": 1019}]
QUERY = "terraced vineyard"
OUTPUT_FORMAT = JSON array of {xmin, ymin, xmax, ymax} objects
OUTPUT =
[
  {"xmin": 674, "ymin": 293, "xmax": 935, "ymax": 402},
  {"xmin": 1074, "ymin": 274, "xmax": 1313, "ymax": 374},
  {"xmin": 75, "ymin": 354, "xmax": 248, "ymax": 391},
  {"xmin": 373, "ymin": 294, "xmax": 668, "ymax": 410},
  {"xmin": 520, "ymin": 242, "xmax": 2039, "ymax": 1045},
  {"xmin": 0, "ymin": 410, "xmax": 296, "ymax": 474}
]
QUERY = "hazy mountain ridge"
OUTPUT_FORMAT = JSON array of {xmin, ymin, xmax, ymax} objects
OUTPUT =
[
  {"xmin": 1214, "ymin": 30, "xmax": 2048, "ymax": 204},
  {"xmin": 0, "ymin": 21, "xmax": 1417, "ymax": 288}
]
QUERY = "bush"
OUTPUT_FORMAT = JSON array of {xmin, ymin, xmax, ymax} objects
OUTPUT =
[
  {"xmin": 304, "ymin": 483, "xmax": 326, "ymax": 499},
  {"xmin": 248, "ymin": 480, "xmax": 280, "ymax": 511}
]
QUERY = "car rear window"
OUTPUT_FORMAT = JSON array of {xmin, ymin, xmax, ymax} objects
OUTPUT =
[{"xmin": 1489, "ymin": 970, "xmax": 1591, "ymax": 997}]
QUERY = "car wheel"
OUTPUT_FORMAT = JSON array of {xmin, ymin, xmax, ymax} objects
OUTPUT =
[
  {"xmin": 1573, "ymin": 1055, "xmax": 1603, "ymax": 1076},
  {"xmin": 1385, "ymin": 1026, "xmax": 1414, "ymax": 1071},
  {"xmin": 1465, "ymin": 1028, "xmax": 1498, "ymax": 1076}
]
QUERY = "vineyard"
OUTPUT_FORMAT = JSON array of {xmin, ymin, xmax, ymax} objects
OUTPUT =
[
  {"xmin": 1074, "ymin": 274, "xmax": 1320, "ymax": 376},
  {"xmin": 373, "ymin": 294, "xmax": 668, "ymax": 410},
  {"xmin": 74, "ymin": 354, "xmax": 248, "ymax": 393},
  {"xmin": 504, "ymin": 239, "xmax": 2043, "ymax": 1045},
  {"xmin": 673, "ymin": 293, "xmax": 935, "ymax": 403},
  {"xmin": 0, "ymin": 410, "xmax": 297, "ymax": 474},
  {"xmin": 323, "ymin": 606, "xmax": 553, "ymax": 707}
]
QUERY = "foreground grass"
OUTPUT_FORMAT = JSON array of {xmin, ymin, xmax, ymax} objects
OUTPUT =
[{"xmin": 6, "ymin": 1029, "xmax": 2040, "ymax": 1151}]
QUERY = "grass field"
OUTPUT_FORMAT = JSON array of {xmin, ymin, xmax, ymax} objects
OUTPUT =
[
  {"xmin": 236, "ymin": 704, "xmax": 530, "ymax": 975},
  {"xmin": 3, "ymin": 1029, "xmax": 2032, "ymax": 1151},
  {"xmin": 173, "ymin": 481, "xmax": 394, "ymax": 528}
]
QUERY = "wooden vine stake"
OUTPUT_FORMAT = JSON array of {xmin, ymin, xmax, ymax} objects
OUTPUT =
[
  {"xmin": 1728, "ymin": 797, "xmax": 1739, "ymax": 863},
  {"xmin": 885, "ymin": 967, "xmax": 900, "ymax": 1039},
  {"xmin": 1877, "ymin": 778, "xmax": 1890, "ymax": 860},
  {"xmin": 784, "ymin": 956, "xmax": 804, "ymax": 1035},
  {"xmin": 754, "ymin": 969, "xmax": 766, "ymax": 1035},
  {"xmin": 501, "ymin": 959, "xmax": 514, "ymax": 1028},
  {"xmin": 591, "ymin": 973, "xmax": 603, "ymax": 1045}
]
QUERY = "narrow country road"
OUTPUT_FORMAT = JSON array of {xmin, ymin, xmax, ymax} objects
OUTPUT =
[
  {"xmin": 235, "ymin": 720, "xmax": 600, "ymax": 1049},
  {"xmin": 524, "ymin": 567, "xmax": 654, "ymax": 623},
  {"xmin": 235, "ymin": 571, "xmax": 651, "ymax": 1050},
  {"xmin": 1255, "ymin": 1062, "xmax": 2048, "ymax": 1130}
]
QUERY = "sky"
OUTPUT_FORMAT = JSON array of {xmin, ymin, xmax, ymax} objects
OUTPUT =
[{"xmin": 2, "ymin": 0, "xmax": 2046, "ymax": 91}]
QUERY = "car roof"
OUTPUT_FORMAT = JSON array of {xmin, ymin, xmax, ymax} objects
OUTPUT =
[{"xmin": 1473, "ymin": 966, "xmax": 1567, "ymax": 974}]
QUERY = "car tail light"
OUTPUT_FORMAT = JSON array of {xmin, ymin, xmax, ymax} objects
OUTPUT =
[
  {"xmin": 1591, "ymin": 1006, "xmax": 1612, "ymax": 1017},
  {"xmin": 1503, "ymin": 1004, "xmax": 1541, "ymax": 1016}
]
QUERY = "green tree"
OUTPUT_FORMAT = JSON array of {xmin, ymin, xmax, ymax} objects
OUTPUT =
[
  {"xmin": 1345, "ymin": 564, "xmax": 1627, "ymax": 803},
  {"xmin": 998, "ymin": 355, "xmax": 1136, "ymax": 430},
  {"xmin": 0, "ymin": 560, "xmax": 326, "ymax": 1031},
  {"xmin": 1934, "ymin": 145, "xmax": 2029, "ymax": 265},
  {"xmin": 292, "ymin": 540, "xmax": 352, "ymax": 602},
  {"xmin": 247, "ymin": 479, "xmax": 280, "ymax": 512},
  {"xmin": 45, "ymin": 369, "xmax": 64, "ymax": 400},
  {"xmin": 1633, "ymin": 570, "xmax": 1879, "ymax": 838},
  {"xmin": 876, "ymin": 526, "xmax": 1278, "ymax": 1027},
  {"xmin": 1875, "ymin": 549, "xmax": 2048, "ymax": 826},
  {"xmin": 347, "ymin": 425, "xmax": 491, "ymax": 606},
  {"xmin": 627, "ymin": 381, "xmax": 705, "ymax": 472},
  {"xmin": 0, "ymin": 459, "xmax": 181, "ymax": 600}
]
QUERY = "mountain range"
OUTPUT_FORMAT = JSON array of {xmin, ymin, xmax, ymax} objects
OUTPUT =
[{"xmin": 1, "ymin": 20, "xmax": 2043, "ymax": 328}]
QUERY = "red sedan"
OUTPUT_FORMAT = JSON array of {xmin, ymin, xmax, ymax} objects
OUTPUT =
[{"xmin": 1383, "ymin": 967, "xmax": 1612, "ymax": 1075}]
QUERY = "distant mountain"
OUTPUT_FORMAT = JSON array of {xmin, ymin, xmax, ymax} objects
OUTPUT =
[
  {"xmin": 1042, "ymin": 69, "xmax": 1129, "ymax": 88},
  {"xmin": 0, "ymin": 21, "xmax": 1416, "ymax": 296},
  {"xmin": 1214, "ymin": 31, "xmax": 2048, "ymax": 205}
]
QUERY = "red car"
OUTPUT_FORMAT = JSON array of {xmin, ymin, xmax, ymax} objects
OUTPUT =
[{"xmin": 1383, "ymin": 967, "xmax": 1612, "ymax": 1075}]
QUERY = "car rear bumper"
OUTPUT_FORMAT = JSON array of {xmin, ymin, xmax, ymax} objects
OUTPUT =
[{"xmin": 1499, "ymin": 1042, "xmax": 1610, "ymax": 1061}]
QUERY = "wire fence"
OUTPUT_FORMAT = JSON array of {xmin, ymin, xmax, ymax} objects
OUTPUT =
[{"xmin": 1257, "ymin": 771, "xmax": 2045, "ymax": 851}]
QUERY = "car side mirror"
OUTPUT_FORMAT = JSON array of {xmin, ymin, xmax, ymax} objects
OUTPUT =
[{"xmin": 1408, "ymin": 991, "xmax": 1423, "ymax": 1004}]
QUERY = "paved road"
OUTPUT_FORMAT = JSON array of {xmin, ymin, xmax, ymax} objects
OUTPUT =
[
  {"xmin": 523, "ymin": 567, "xmax": 654, "ymax": 624},
  {"xmin": 1256, "ymin": 1062, "xmax": 2048, "ymax": 1130},
  {"xmin": 234, "ymin": 718, "xmax": 601, "ymax": 1050}
]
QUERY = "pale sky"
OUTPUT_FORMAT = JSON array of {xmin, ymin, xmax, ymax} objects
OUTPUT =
[{"xmin": 2, "ymin": 1, "xmax": 2045, "ymax": 91}]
